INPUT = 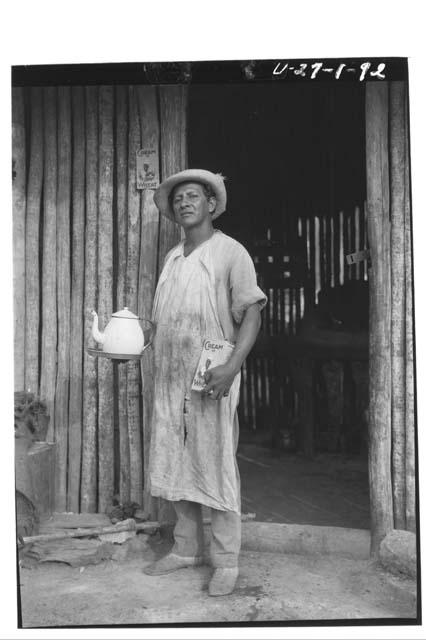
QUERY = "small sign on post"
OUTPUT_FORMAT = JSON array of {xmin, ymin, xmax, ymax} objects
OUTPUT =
[{"xmin": 136, "ymin": 148, "xmax": 159, "ymax": 190}]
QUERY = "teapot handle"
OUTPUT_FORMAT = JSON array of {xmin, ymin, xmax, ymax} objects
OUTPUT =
[{"xmin": 140, "ymin": 319, "xmax": 155, "ymax": 352}]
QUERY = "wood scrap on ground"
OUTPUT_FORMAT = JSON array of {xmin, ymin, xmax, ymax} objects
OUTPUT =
[
  {"xmin": 99, "ymin": 530, "xmax": 136, "ymax": 544},
  {"xmin": 27, "ymin": 538, "xmax": 115, "ymax": 567},
  {"xmin": 19, "ymin": 511, "xmax": 257, "ymax": 567},
  {"xmin": 25, "ymin": 518, "xmax": 137, "ymax": 544},
  {"xmin": 20, "ymin": 514, "xmax": 152, "ymax": 568},
  {"xmin": 24, "ymin": 512, "xmax": 257, "ymax": 545}
]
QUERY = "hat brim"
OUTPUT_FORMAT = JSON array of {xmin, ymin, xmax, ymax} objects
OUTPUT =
[{"xmin": 153, "ymin": 169, "xmax": 227, "ymax": 221}]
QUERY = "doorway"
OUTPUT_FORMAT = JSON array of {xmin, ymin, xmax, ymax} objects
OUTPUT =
[{"xmin": 188, "ymin": 82, "xmax": 370, "ymax": 529}]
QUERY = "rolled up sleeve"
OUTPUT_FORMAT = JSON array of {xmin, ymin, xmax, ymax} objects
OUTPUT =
[{"xmin": 229, "ymin": 246, "xmax": 267, "ymax": 324}]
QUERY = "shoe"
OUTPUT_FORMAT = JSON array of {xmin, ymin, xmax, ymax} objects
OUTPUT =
[
  {"xmin": 208, "ymin": 567, "xmax": 239, "ymax": 596},
  {"xmin": 143, "ymin": 552, "xmax": 203, "ymax": 576}
]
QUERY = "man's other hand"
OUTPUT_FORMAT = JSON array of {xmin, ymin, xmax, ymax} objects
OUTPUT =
[{"xmin": 202, "ymin": 364, "xmax": 238, "ymax": 401}]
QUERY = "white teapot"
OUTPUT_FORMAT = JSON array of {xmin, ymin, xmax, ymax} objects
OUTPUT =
[{"xmin": 91, "ymin": 307, "xmax": 145, "ymax": 355}]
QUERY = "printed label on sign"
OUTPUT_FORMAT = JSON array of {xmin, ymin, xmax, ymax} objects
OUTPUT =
[
  {"xmin": 136, "ymin": 148, "xmax": 159, "ymax": 190},
  {"xmin": 191, "ymin": 339, "xmax": 235, "ymax": 391}
]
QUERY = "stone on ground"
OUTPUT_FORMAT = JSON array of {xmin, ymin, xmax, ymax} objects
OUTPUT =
[{"xmin": 379, "ymin": 529, "xmax": 417, "ymax": 578}]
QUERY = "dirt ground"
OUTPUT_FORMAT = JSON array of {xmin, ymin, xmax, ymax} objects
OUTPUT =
[
  {"xmin": 17, "ymin": 445, "xmax": 415, "ymax": 628},
  {"xmin": 18, "ymin": 531, "xmax": 417, "ymax": 628}
]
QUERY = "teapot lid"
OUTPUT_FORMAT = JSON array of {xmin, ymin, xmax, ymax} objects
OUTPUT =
[{"xmin": 111, "ymin": 307, "xmax": 140, "ymax": 320}]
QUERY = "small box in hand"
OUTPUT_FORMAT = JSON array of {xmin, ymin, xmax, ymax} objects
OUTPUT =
[{"xmin": 191, "ymin": 339, "xmax": 235, "ymax": 391}]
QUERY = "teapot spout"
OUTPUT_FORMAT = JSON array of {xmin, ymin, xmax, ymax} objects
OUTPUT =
[{"xmin": 91, "ymin": 310, "xmax": 105, "ymax": 345}]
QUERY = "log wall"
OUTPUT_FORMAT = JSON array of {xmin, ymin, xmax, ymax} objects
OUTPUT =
[
  {"xmin": 365, "ymin": 81, "xmax": 416, "ymax": 553},
  {"xmin": 14, "ymin": 85, "xmax": 185, "ymax": 513},
  {"xmin": 12, "ymin": 88, "xmax": 26, "ymax": 392},
  {"xmin": 365, "ymin": 82, "xmax": 393, "ymax": 554}
]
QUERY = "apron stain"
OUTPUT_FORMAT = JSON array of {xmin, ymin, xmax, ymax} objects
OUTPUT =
[{"xmin": 183, "ymin": 394, "xmax": 190, "ymax": 446}]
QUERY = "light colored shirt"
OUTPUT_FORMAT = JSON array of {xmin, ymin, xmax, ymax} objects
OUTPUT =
[{"xmin": 163, "ymin": 230, "xmax": 267, "ymax": 342}]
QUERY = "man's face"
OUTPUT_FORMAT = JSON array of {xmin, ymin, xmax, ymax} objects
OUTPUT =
[{"xmin": 171, "ymin": 182, "xmax": 216, "ymax": 228}]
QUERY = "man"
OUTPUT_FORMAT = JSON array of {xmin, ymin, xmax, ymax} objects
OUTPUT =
[{"xmin": 144, "ymin": 169, "xmax": 266, "ymax": 596}]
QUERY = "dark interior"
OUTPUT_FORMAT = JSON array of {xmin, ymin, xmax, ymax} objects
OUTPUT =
[
  {"xmin": 188, "ymin": 82, "xmax": 370, "ymax": 528},
  {"xmin": 188, "ymin": 82, "xmax": 366, "ymax": 242}
]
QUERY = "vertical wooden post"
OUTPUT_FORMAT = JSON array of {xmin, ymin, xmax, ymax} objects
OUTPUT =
[
  {"xmin": 329, "ymin": 215, "xmax": 335, "ymax": 287},
  {"xmin": 156, "ymin": 85, "xmax": 188, "ymax": 523},
  {"xmin": 319, "ymin": 215, "xmax": 326, "ymax": 291},
  {"xmin": 25, "ymin": 88, "xmax": 43, "ymax": 395},
  {"xmin": 349, "ymin": 209, "xmax": 356, "ymax": 280},
  {"xmin": 339, "ymin": 211, "xmax": 345, "ymax": 285},
  {"xmin": 115, "ymin": 86, "xmax": 130, "ymax": 504},
  {"xmin": 404, "ymin": 88, "xmax": 416, "ymax": 533},
  {"xmin": 389, "ymin": 81, "xmax": 407, "ymax": 530},
  {"xmin": 127, "ymin": 86, "xmax": 143, "ymax": 506},
  {"xmin": 97, "ymin": 86, "xmax": 115, "ymax": 512},
  {"xmin": 12, "ymin": 87, "xmax": 27, "ymax": 391},
  {"xmin": 359, "ymin": 203, "xmax": 366, "ymax": 280},
  {"xmin": 40, "ymin": 87, "xmax": 58, "ymax": 443},
  {"xmin": 55, "ymin": 87, "xmax": 72, "ymax": 511},
  {"xmin": 81, "ymin": 86, "xmax": 98, "ymax": 513},
  {"xmin": 343, "ymin": 210, "xmax": 350, "ymax": 282},
  {"xmin": 68, "ymin": 87, "xmax": 86, "ymax": 512},
  {"xmin": 354, "ymin": 206, "xmax": 361, "ymax": 280},
  {"xmin": 138, "ymin": 86, "xmax": 160, "ymax": 516},
  {"xmin": 158, "ymin": 85, "xmax": 187, "ymax": 270},
  {"xmin": 314, "ymin": 216, "xmax": 321, "ymax": 300},
  {"xmin": 325, "ymin": 215, "xmax": 332, "ymax": 290},
  {"xmin": 308, "ymin": 216, "xmax": 316, "ymax": 306},
  {"xmin": 365, "ymin": 82, "xmax": 393, "ymax": 555}
]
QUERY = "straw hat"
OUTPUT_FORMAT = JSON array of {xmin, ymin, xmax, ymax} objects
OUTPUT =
[{"xmin": 153, "ymin": 169, "xmax": 227, "ymax": 221}]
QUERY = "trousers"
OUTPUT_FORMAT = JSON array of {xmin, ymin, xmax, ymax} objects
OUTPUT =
[{"xmin": 171, "ymin": 500, "xmax": 241, "ymax": 568}]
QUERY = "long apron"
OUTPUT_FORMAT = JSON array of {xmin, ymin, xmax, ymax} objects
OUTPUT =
[{"xmin": 148, "ymin": 238, "xmax": 241, "ymax": 513}]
